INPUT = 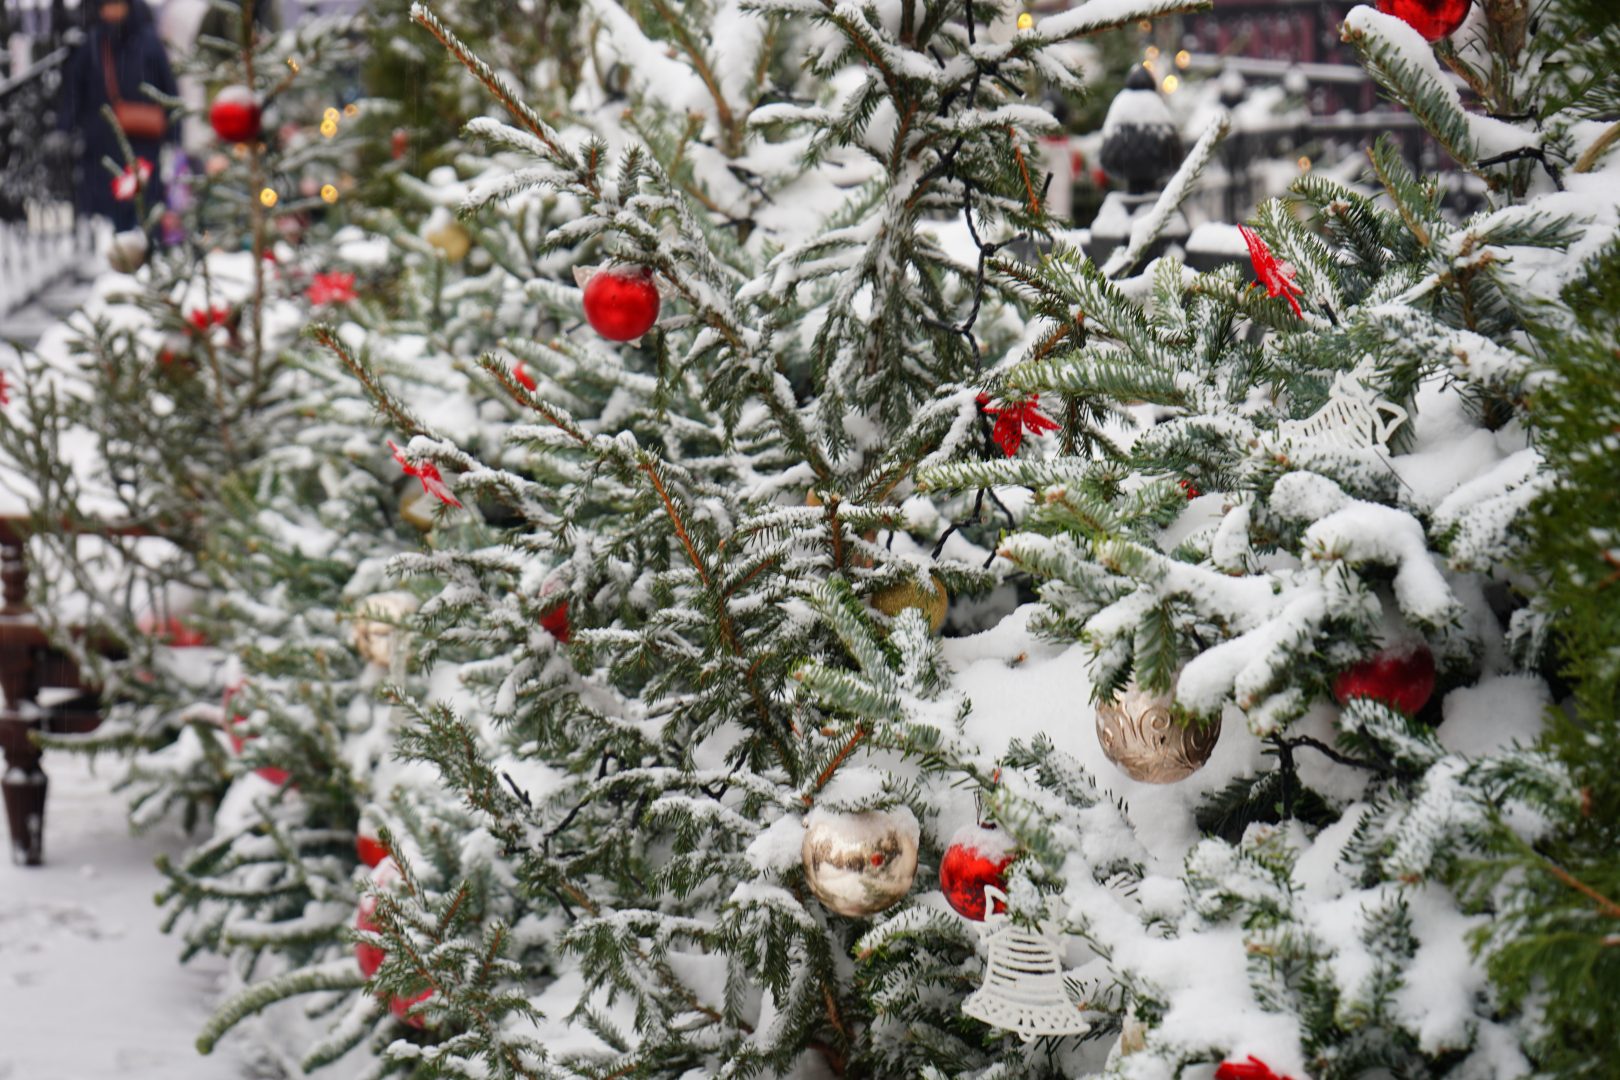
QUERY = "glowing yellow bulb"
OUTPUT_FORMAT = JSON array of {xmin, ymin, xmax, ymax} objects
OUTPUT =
[
  {"xmin": 1145, "ymin": 45, "xmax": 1161, "ymax": 60},
  {"xmin": 320, "ymin": 184, "xmax": 339, "ymax": 204},
  {"xmin": 323, "ymin": 106, "xmax": 340, "ymax": 123},
  {"xmin": 1016, "ymin": 11, "xmax": 1034, "ymax": 30},
  {"xmin": 343, "ymin": 103, "xmax": 360, "ymax": 117},
  {"xmin": 1162, "ymin": 74, "xmax": 1180, "ymax": 93},
  {"xmin": 320, "ymin": 118, "xmax": 338, "ymax": 138},
  {"xmin": 1175, "ymin": 49, "xmax": 1191, "ymax": 68},
  {"xmin": 259, "ymin": 187, "xmax": 278, "ymax": 207},
  {"xmin": 286, "ymin": 57, "xmax": 300, "ymax": 73},
  {"xmin": 1137, "ymin": 19, "xmax": 1151, "ymax": 31},
  {"xmin": 1297, "ymin": 156, "xmax": 1313, "ymax": 171}
]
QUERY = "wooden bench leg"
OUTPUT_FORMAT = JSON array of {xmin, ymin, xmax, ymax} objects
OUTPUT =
[
  {"xmin": 1, "ymin": 736, "xmax": 46, "ymax": 866},
  {"xmin": 0, "ymin": 524, "xmax": 47, "ymax": 866}
]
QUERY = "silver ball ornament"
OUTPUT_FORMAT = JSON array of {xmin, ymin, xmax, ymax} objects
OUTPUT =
[
  {"xmin": 108, "ymin": 229, "xmax": 149, "ymax": 274},
  {"xmin": 801, "ymin": 808, "xmax": 919, "ymax": 918},
  {"xmin": 1095, "ymin": 679, "xmax": 1219, "ymax": 783}
]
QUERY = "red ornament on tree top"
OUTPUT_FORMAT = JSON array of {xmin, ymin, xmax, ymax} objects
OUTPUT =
[
  {"xmin": 1375, "ymin": 0, "xmax": 1471, "ymax": 42},
  {"xmin": 1332, "ymin": 641, "xmax": 1436, "ymax": 716},
  {"xmin": 209, "ymin": 86, "xmax": 262, "ymax": 144},
  {"xmin": 580, "ymin": 265, "xmax": 661, "ymax": 342},
  {"xmin": 939, "ymin": 822, "xmax": 1017, "ymax": 921},
  {"xmin": 1238, "ymin": 225, "xmax": 1304, "ymax": 319}
]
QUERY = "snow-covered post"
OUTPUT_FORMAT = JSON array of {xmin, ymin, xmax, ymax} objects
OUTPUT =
[{"xmin": 1088, "ymin": 64, "xmax": 1188, "ymax": 270}]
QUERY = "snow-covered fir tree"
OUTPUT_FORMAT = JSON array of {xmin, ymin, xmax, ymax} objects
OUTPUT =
[
  {"xmin": 330, "ymin": 0, "xmax": 1620, "ymax": 1076},
  {"xmin": 6, "ymin": 0, "xmax": 1619, "ymax": 1076}
]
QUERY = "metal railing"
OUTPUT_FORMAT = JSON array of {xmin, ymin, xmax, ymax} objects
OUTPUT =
[{"xmin": 0, "ymin": 38, "xmax": 94, "ymax": 327}]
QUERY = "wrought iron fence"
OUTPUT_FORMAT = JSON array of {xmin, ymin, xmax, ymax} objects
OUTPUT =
[{"xmin": 0, "ymin": 16, "xmax": 92, "ymax": 326}]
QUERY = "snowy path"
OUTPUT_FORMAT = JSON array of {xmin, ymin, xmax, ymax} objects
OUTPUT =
[{"xmin": 0, "ymin": 755, "xmax": 261, "ymax": 1080}]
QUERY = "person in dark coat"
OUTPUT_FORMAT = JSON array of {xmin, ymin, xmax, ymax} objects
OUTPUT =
[{"xmin": 56, "ymin": 0, "xmax": 179, "ymax": 231}]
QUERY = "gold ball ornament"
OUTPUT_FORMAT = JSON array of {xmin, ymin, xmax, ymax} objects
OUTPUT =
[
  {"xmin": 107, "ymin": 229, "xmax": 149, "ymax": 274},
  {"xmin": 399, "ymin": 485, "xmax": 437, "ymax": 532},
  {"xmin": 801, "ymin": 808, "xmax": 919, "ymax": 918},
  {"xmin": 1095, "ymin": 679, "xmax": 1219, "ymax": 783},
  {"xmin": 872, "ymin": 574, "xmax": 948, "ymax": 633},
  {"xmin": 426, "ymin": 220, "xmax": 472, "ymax": 263},
  {"xmin": 352, "ymin": 592, "xmax": 420, "ymax": 668}
]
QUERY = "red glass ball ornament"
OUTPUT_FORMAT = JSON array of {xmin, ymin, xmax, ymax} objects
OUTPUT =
[
  {"xmin": 1332, "ymin": 642, "xmax": 1436, "ymax": 716},
  {"xmin": 582, "ymin": 266, "xmax": 660, "ymax": 342},
  {"xmin": 354, "ymin": 894, "xmax": 385, "ymax": 978},
  {"xmin": 389, "ymin": 988, "xmax": 433, "ymax": 1028},
  {"xmin": 356, "ymin": 834, "xmax": 388, "ymax": 868},
  {"xmin": 1375, "ymin": 0, "xmax": 1471, "ymax": 42},
  {"xmin": 223, "ymin": 682, "xmax": 292, "ymax": 786},
  {"xmin": 209, "ymin": 86, "xmax": 262, "ymax": 144},
  {"xmin": 539, "ymin": 600, "xmax": 571, "ymax": 643},
  {"xmin": 939, "ymin": 823, "xmax": 1017, "ymax": 921}
]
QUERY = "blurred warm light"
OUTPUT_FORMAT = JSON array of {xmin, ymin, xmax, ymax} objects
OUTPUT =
[
  {"xmin": 1145, "ymin": 45, "xmax": 1160, "ymax": 60},
  {"xmin": 1297, "ymin": 156, "xmax": 1312, "ymax": 171},
  {"xmin": 1017, "ymin": 11, "xmax": 1034, "ymax": 30},
  {"xmin": 286, "ymin": 57, "xmax": 300, "ymax": 73},
  {"xmin": 1162, "ymin": 74, "xmax": 1180, "ymax": 93},
  {"xmin": 1175, "ymin": 49, "xmax": 1191, "ymax": 68},
  {"xmin": 1138, "ymin": 19, "xmax": 1151, "ymax": 30},
  {"xmin": 259, "ymin": 187, "xmax": 278, "ymax": 207},
  {"xmin": 320, "ymin": 184, "xmax": 339, "ymax": 204},
  {"xmin": 320, "ymin": 118, "xmax": 338, "ymax": 138},
  {"xmin": 343, "ymin": 103, "xmax": 360, "ymax": 117},
  {"xmin": 324, "ymin": 107, "xmax": 340, "ymax": 123}
]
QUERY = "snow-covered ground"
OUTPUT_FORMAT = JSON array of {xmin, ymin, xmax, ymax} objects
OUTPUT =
[{"xmin": 0, "ymin": 755, "xmax": 259, "ymax": 1080}]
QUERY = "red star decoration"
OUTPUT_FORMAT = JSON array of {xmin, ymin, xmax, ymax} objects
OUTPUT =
[
  {"xmin": 1238, "ymin": 225, "xmax": 1304, "ymax": 319},
  {"xmin": 389, "ymin": 439, "xmax": 462, "ymax": 508},
  {"xmin": 976, "ymin": 392, "xmax": 1059, "ymax": 457}
]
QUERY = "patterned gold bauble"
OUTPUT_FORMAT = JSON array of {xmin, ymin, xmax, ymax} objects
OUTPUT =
[
  {"xmin": 426, "ymin": 220, "xmax": 471, "ymax": 263},
  {"xmin": 1094, "ymin": 680, "xmax": 1219, "ymax": 783},
  {"xmin": 801, "ymin": 808, "xmax": 919, "ymax": 918},
  {"xmin": 872, "ymin": 574, "xmax": 948, "ymax": 633},
  {"xmin": 352, "ymin": 592, "xmax": 420, "ymax": 668}
]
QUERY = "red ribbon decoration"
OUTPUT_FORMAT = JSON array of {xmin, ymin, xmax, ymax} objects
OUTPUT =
[
  {"xmin": 1238, "ymin": 225, "xmax": 1304, "ymax": 319},
  {"xmin": 389, "ymin": 439, "xmax": 462, "ymax": 508},
  {"xmin": 976, "ymin": 392, "xmax": 1059, "ymax": 457}
]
